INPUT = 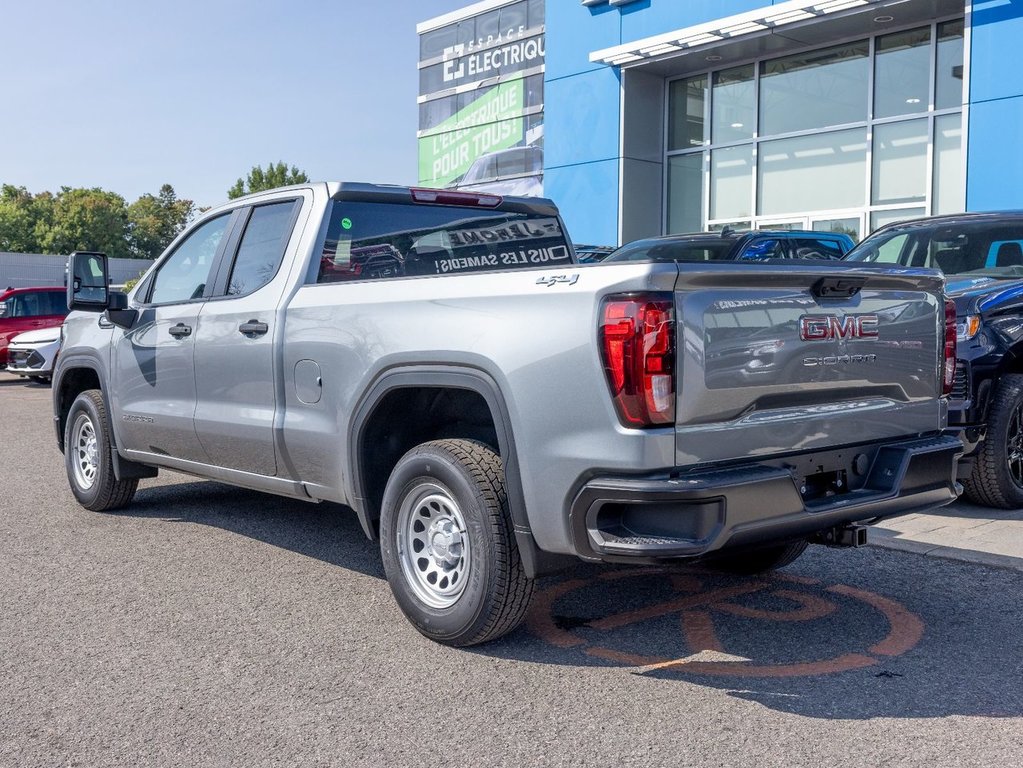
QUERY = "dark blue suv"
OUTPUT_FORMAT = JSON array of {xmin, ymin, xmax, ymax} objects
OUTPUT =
[{"xmin": 603, "ymin": 229, "xmax": 855, "ymax": 264}]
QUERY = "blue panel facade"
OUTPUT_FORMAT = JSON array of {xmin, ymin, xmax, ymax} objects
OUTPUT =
[
  {"xmin": 966, "ymin": 0, "xmax": 1023, "ymax": 211},
  {"xmin": 543, "ymin": 67, "xmax": 621, "ymax": 244},
  {"xmin": 545, "ymin": 160, "xmax": 620, "ymax": 247},
  {"xmin": 545, "ymin": 0, "xmax": 772, "ymax": 245},
  {"xmin": 967, "ymin": 96, "xmax": 1023, "ymax": 211},
  {"xmin": 541, "ymin": 0, "xmax": 1010, "ymax": 243}
]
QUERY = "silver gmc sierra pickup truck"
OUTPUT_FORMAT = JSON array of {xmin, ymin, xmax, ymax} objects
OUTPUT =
[{"xmin": 54, "ymin": 182, "xmax": 962, "ymax": 646}]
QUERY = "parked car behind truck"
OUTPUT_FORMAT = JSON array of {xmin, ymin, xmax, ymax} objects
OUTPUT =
[
  {"xmin": 54, "ymin": 182, "xmax": 960, "ymax": 646},
  {"xmin": 845, "ymin": 211, "xmax": 1023, "ymax": 508},
  {"xmin": 603, "ymin": 229, "xmax": 855, "ymax": 264},
  {"xmin": 0, "ymin": 286, "xmax": 67, "ymax": 369},
  {"xmin": 5, "ymin": 326, "xmax": 60, "ymax": 382}
]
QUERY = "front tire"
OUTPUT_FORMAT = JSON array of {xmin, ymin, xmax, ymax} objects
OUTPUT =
[
  {"xmin": 64, "ymin": 389, "xmax": 138, "ymax": 512},
  {"xmin": 379, "ymin": 439, "xmax": 534, "ymax": 647},
  {"xmin": 963, "ymin": 373, "xmax": 1023, "ymax": 509}
]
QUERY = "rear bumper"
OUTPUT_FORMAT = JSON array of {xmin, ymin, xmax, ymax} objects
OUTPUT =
[{"xmin": 569, "ymin": 434, "xmax": 962, "ymax": 561}]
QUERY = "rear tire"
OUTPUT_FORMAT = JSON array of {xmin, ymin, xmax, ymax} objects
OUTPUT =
[
  {"xmin": 962, "ymin": 373, "xmax": 1023, "ymax": 509},
  {"xmin": 64, "ymin": 389, "xmax": 138, "ymax": 512},
  {"xmin": 379, "ymin": 439, "xmax": 534, "ymax": 647},
  {"xmin": 710, "ymin": 540, "xmax": 809, "ymax": 575}
]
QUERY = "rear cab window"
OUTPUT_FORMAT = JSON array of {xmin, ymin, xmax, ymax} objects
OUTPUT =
[{"xmin": 316, "ymin": 200, "xmax": 571, "ymax": 283}]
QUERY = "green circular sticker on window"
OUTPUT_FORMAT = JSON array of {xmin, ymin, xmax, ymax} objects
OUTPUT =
[{"xmin": 341, "ymin": 217, "xmax": 353, "ymax": 230}]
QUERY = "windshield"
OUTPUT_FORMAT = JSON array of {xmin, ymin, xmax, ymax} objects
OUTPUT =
[
  {"xmin": 845, "ymin": 220, "xmax": 1023, "ymax": 278},
  {"xmin": 604, "ymin": 238, "xmax": 735, "ymax": 263}
]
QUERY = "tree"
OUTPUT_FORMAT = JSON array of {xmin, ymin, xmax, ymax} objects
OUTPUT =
[
  {"xmin": 126, "ymin": 184, "xmax": 195, "ymax": 259},
  {"xmin": 228, "ymin": 162, "xmax": 309, "ymax": 199},
  {"xmin": 39, "ymin": 187, "xmax": 130, "ymax": 260},
  {"xmin": 0, "ymin": 184, "xmax": 52, "ymax": 253}
]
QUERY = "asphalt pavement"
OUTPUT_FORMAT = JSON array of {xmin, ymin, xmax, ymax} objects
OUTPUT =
[{"xmin": 2, "ymin": 374, "xmax": 1021, "ymax": 767}]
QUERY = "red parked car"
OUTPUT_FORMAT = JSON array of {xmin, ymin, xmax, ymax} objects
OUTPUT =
[{"xmin": 0, "ymin": 286, "xmax": 67, "ymax": 369}]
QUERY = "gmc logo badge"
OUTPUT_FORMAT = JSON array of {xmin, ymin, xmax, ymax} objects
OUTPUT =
[{"xmin": 799, "ymin": 315, "xmax": 879, "ymax": 341}]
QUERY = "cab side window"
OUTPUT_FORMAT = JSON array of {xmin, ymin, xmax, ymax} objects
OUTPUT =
[
  {"xmin": 791, "ymin": 238, "xmax": 845, "ymax": 260},
  {"xmin": 5, "ymin": 295, "xmax": 27, "ymax": 317},
  {"xmin": 148, "ymin": 214, "xmax": 232, "ymax": 305},
  {"xmin": 44, "ymin": 291, "xmax": 68, "ymax": 316},
  {"xmin": 226, "ymin": 201, "xmax": 298, "ymax": 296},
  {"xmin": 18, "ymin": 293, "xmax": 42, "ymax": 317},
  {"xmin": 738, "ymin": 239, "xmax": 783, "ymax": 260}
]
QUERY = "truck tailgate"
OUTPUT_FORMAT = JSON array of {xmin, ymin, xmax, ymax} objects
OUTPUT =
[{"xmin": 674, "ymin": 263, "xmax": 946, "ymax": 466}]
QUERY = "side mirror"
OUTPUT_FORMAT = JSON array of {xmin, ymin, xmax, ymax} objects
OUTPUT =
[
  {"xmin": 105, "ymin": 291, "xmax": 138, "ymax": 330},
  {"xmin": 67, "ymin": 251, "xmax": 110, "ymax": 311}
]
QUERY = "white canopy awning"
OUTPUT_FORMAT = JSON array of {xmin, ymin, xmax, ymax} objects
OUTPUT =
[{"xmin": 590, "ymin": 0, "xmax": 960, "ymax": 71}]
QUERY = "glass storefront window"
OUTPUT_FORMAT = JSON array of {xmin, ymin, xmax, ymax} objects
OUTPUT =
[
  {"xmin": 759, "ymin": 42, "xmax": 869, "ymax": 135},
  {"xmin": 527, "ymin": 0, "xmax": 544, "ymax": 28},
  {"xmin": 872, "ymin": 118, "xmax": 928, "ymax": 205},
  {"xmin": 420, "ymin": 20, "xmax": 475, "ymax": 61},
  {"xmin": 712, "ymin": 65, "xmax": 755, "ymax": 144},
  {"xmin": 420, "ymin": 96, "xmax": 458, "ymax": 132},
  {"xmin": 874, "ymin": 27, "xmax": 931, "ymax": 119},
  {"xmin": 667, "ymin": 154, "xmax": 704, "ymax": 234},
  {"xmin": 933, "ymin": 113, "xmax": 964, "ymax": 215},
  {"xmin": 813, "ymin": 218, "xmax": 861, "ymax": 241},
  {"xmin": 936, "ymin": 20, "xmax": 965, "ymax": 110},
  {"xmin": 710, "ymin": 145, "xmax": 753, "ymax": 220},
  {"xmin": 870, "ymin": 208, "xmax": 926, "ymax": 233},
  {"xmin": 758, "ymin": 129, "xmax": 867, "ymax": 216},
  {"xmin": 663, "ymin": 18, "xmax": 964, "ymax": 234},
  {"xmin": 499, "ymin": 2, "xmax": 528, "ymax": 36},
  {"xmin": 669, "ymin": 75, "xmax": 707, "ymax": 150}
]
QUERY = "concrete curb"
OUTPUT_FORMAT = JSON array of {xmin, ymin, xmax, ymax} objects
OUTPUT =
[{"xmin": 869, "ymin": 526, "xmax": 1023, "ymax": 573}]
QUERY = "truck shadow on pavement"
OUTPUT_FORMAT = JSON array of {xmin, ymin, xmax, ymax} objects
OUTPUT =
[
  {"xmin": 122, "ymin": 479, "xmax": 1022, "ymax": 720},
  {"xmin": 123, "ymin": 479, "xmax": 385, "ymax": 579}
]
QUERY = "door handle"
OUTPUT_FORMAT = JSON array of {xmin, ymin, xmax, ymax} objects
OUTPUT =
[
  {"xmin": 238, "ymin": 320, "xmax": 268, "ymax": 336},
  {"xmin": 168, "ymin": 323, "xmax": 192, "ymax": 339}
]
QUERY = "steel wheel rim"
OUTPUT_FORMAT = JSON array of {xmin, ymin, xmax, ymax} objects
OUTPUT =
[
  {"xmin": 396, "ymin": 482, "xmax": 471, "ymax": 609},
  {"xmin": 1008, "ymin": 401, "xmax": 1023, "ymax": 488},
  {"xmin": 71, "ymin": 413, "xmax": 99, "ymax": 491}
]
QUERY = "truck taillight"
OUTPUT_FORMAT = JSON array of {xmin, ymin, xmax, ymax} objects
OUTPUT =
[
  {"xmin": 600, "ymin": 294, "xmax": 675, "ymax": 427},
  {"xmin": 943, "ymin": 298, "xmax": 957, "ymax": 396}
]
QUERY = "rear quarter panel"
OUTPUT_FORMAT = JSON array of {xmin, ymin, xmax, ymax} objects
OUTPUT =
[{"xmin": 281, "ymin": 262, "xmax": 680, "ymax": 554}]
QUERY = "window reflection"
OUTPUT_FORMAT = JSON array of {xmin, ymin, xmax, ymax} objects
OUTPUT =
[
  {"xmin": 667, "ymin": 154, "xmax": 704, "ymax": 234},
  {"xmin": 759, "ymin": 42, "xmax": 869, "ymax": 135},
  {"xmin": 758, "ymin": 129, "xmax": 867, "ymax": 216},
  {"xmin": 874, "ymin": 27, "xmax": 931, "ymax": 119},
  {"xmin": 872, "ymin": 119, "xmax": 928, "ymax": 205},
  {"xmin": 710, "ymin": 145, "xmax": 753, "ymax": 220},
  {"xmin": 933, "ymin": 114, "xmax": 964, "ymax": 214},
  {"xmin": 936, "ymin": 20, "xmax": 965, "ymax": 110},
  {"xmin": 712, "ymin": 65, "xmax": 754, "ymax": 144},
  {"xmin": 668, "ymin": 75, "xmax": 707, "ymax": 150}
]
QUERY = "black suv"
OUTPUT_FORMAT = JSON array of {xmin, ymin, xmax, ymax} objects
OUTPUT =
[
  {"xmin": 845, "ymin": 212, "xmax": 1023, "ymax": 508},
  {"xmin": 603, "ymin": 229, "xmax": 855, "ymax": 264}
]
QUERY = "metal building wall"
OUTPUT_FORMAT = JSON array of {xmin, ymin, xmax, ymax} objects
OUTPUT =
[{"xmin": 0, "ymin": 253, "xmax": 152, "ymax": 290}]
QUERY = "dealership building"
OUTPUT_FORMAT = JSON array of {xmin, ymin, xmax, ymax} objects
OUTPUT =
[{"xmin": 420, "ymin": 0, "xmax": 1018, "ymax": 248}]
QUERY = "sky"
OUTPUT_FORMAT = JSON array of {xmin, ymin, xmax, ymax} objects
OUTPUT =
[{"xmin": 0, "ymin": 0, "xmax": 476, "ymax": 209}]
